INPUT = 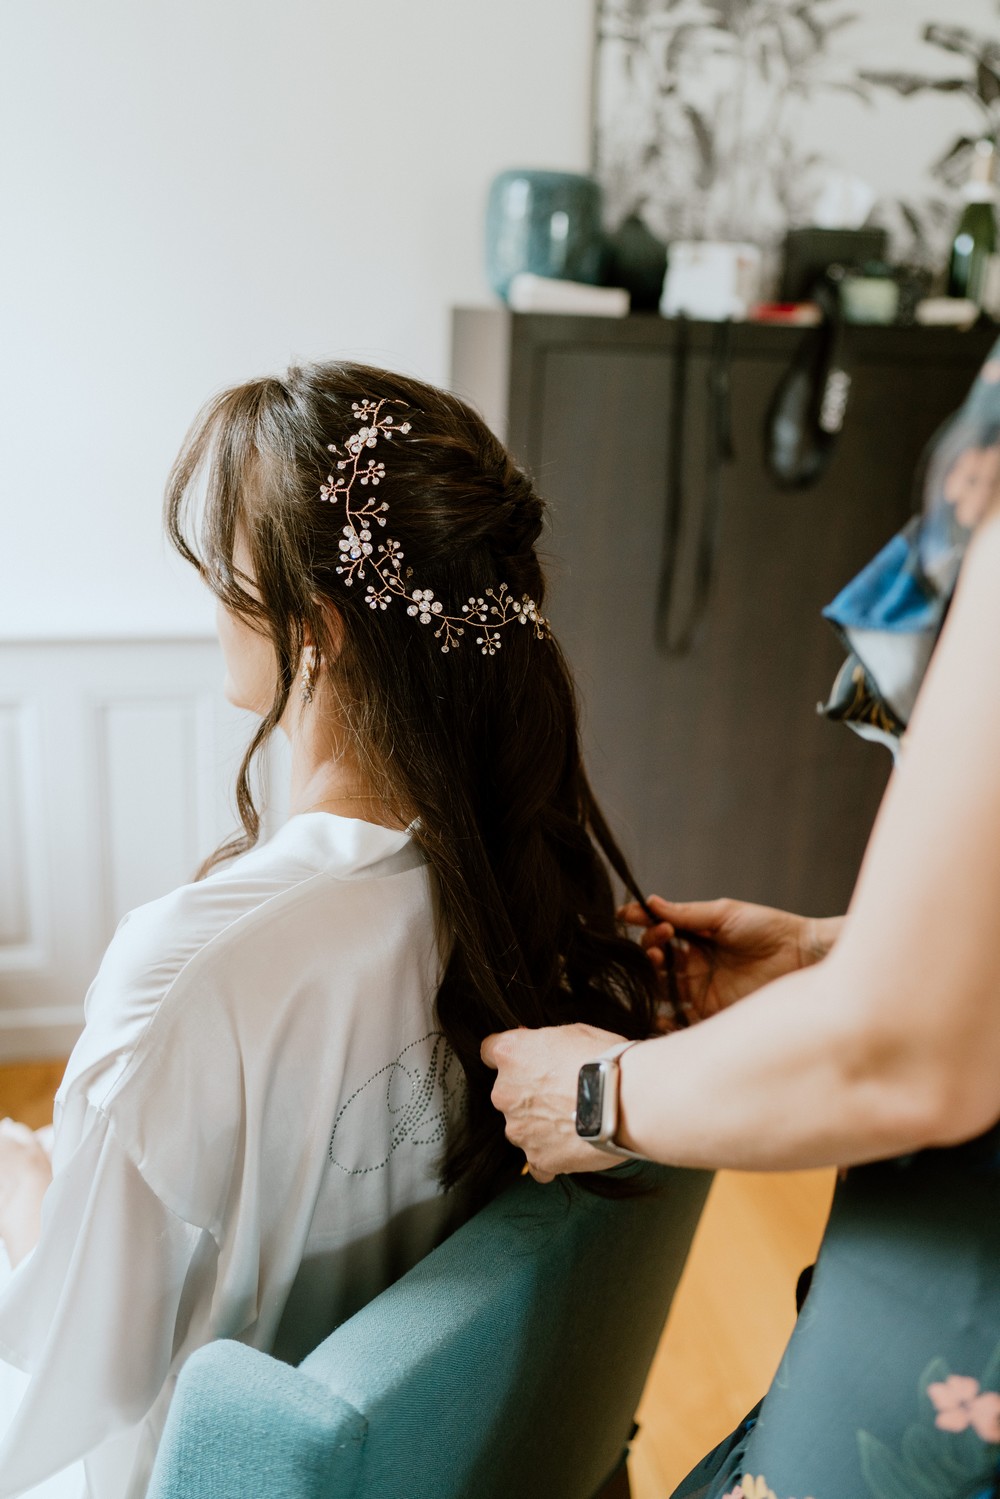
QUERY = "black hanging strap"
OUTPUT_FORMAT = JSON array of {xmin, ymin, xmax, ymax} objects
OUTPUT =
[{"xmin": 655, "ymin": 317, "xmax": 734, "ymax": 656}]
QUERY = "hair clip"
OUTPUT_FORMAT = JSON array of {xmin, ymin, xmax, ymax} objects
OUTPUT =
[{"xmin": 320, "ymin": 398, "xmax": 551, "ymax": 655}]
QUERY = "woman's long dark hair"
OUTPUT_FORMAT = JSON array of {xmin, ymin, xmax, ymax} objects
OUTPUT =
[{"xmin": 165, "ymin": 361, "xmax": 665, "ymax": 1201}]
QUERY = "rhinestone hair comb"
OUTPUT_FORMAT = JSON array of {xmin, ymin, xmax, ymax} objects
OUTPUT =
[{"xmin": 320, "ymin": 397, "xmax": 551, "ymax": 655}]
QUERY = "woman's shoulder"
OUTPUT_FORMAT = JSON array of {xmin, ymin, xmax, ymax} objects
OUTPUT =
[
  {"xmin": 59, "ymin": 815, "xmax": 435, "ymax": 1114},
  {"xmin": 59, "ymin": 818, "xmax": 443, "ymax": 1239}
]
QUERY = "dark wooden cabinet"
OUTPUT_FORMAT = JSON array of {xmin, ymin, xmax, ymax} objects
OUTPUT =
[{"xmin": 451, "ymin": 309, "xmax": 995, "ymax": 915}]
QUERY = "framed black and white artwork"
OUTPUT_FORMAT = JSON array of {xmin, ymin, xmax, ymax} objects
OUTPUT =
[{"xmin": 593, "ymin": 0, "xmax": 1000, "ymax": 264}]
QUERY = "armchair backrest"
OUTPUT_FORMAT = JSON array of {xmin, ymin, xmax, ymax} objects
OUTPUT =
[{"xmin": 148, "ymin": 1163, "xmax": 712, "ymax": 1499}]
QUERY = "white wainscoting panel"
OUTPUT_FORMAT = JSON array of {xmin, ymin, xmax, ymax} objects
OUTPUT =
[
  {"xmin": 97, "ymin": 698, "xmax": 202, "ymax": 938},
  {"xmin": 0, "ymin": 706, "xmax": 30, "ymax": 949},
  {"xmin": 0, "ymin": 638, "xmax": 291, "ymax": 1062},
  {"xmin": 0, "ymin": 700, "xmax": 47, "ymax": 968}
]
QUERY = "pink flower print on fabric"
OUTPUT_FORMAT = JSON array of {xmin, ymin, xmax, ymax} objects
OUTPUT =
[
  {"xmin": 742, "ymin": 1481, "xmax": 775, "ymax": 1499},
  {"xmin": 722, "ymin": 1478, "xmax": 817, "ymax": 1499},
  {"xmin": 927, "ymin": 1374, "xmax": 1000, "ymax": 1442}
]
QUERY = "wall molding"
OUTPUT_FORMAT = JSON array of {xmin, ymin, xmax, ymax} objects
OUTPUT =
[
  {"xmin": 0, "ymin": 638, "xmax": 288, "ymax": 1063},
  {"xmin": 0, "ymin": 696, "xmax": 49, "ymax": 974},
  {"xmin": 0, "ymin": 1006, "xmax": 84, "ymax": 1063}
]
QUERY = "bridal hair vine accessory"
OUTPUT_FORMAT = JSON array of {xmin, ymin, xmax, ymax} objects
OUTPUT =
[{"xmin": 319, "ymin": 398, "xmax": 551, "ymax": 655}]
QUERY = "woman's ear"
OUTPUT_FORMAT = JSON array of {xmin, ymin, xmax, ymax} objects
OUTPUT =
[{"xmin": 310, "ymin": 598, "xmax": 345, "ymax": 662}]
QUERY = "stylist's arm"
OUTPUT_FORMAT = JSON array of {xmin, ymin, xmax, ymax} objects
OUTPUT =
[{"xmin": 483, "ymin": 505, "xmax": 1000, "ymax": 1180}]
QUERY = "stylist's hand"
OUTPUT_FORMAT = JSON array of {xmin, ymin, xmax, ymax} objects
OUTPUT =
[
  {"xmin": 620, "ymin": 896, "xmax": 842, "ymax": 1020},
  {"xmin": 481, "ymin": 1023, "xmax": 630, "ymax": 1182}
]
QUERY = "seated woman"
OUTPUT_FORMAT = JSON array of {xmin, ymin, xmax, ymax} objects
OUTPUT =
[{"xmin": 0, "ymin": 364, "xmax": 662, "ymax": 1499}]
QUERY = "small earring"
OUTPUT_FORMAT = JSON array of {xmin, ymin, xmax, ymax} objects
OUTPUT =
[{"xmin": 300, "ymin": 648, "xmax": 317, "ymax": 705}]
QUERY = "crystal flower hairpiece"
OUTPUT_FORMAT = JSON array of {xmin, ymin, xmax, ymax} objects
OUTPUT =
[{"xmin": 319, "ymin": 397, "xmax": 551, "ymax": 655}]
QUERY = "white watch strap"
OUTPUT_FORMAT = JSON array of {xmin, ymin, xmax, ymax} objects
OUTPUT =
[
  {"xmin": 596, "ymin": 1038, "xmax": 647, "ymax": 1160},
  {"xmin": 589, "ymin": 1137, "xmax": 649, "ymax": 1162},
  {"xmin": 596, "ymin": 1039, "xmax": 641, "ymax": 1064}
]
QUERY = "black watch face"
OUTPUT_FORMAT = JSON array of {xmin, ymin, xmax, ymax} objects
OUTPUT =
[{"xmin": 576, "ymin": 1062, "xmax": 605, "ymax": 1138}]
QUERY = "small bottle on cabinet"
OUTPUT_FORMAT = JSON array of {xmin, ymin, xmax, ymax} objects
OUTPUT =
[{"xmin": 947, "ymin": 138, "xmax": 998, "ymax": 305}]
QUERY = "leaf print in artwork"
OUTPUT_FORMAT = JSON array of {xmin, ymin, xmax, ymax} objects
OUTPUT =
[
  {"xmin": 595, "ymin": 0, "xmax": 870, "ymax": 248},
  {"xmin": 594, "ymin": 1, "xmax": 999, "ymax": 270},
  {"xmin": 927, "ymin": 1374, "xmax": 1000, "ymax": 1441},
  {"xmin": 861, "ymin": 21, "xmax": 1000, "ymax": 192}
]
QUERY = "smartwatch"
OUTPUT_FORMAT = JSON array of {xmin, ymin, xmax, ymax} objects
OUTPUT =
[{"xmin": 574, "ymin": 1039, "xmax": 648, "ymax": 1161}]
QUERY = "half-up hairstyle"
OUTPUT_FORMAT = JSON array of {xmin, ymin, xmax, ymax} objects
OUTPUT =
[{"xmin": 165, "ymin": 361, "xmax": 663, "ymax": 1201}]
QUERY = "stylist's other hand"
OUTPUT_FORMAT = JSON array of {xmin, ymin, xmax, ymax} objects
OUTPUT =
[
  {"xmin": 481, "ymin": 1023, "xmax": 629, "ymax": 1182},
  {"xmin": 619, "ymin": 896, "xmax": 842, "ymax": 1020}
]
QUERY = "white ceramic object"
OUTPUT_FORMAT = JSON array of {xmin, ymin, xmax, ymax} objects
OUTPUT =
[
  {"xmin": 915, "ymin": 297, "xmax": 980, "ymax": 328},
  {"xmin": 507, "ymin": 272, "xmax": 630, "ymax": 316},
  {"xmin": 660, "ymin": 241, "xmax": 762, "ymax": 321}
]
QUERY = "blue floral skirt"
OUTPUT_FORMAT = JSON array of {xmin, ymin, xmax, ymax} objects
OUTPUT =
[{"xmin": 670, "ymin": 1124, "xmax": 1000, "ymax": 1499}]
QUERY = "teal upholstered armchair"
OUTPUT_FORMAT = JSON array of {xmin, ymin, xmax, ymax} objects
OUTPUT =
[{"xmin": 147, "ymin": 1163, "xmax": 712, "ymax": 1499}]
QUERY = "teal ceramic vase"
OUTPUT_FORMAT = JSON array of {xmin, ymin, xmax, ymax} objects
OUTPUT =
[{"xmin": 485, "ymin": 170, "xmax": 604, "ymax": 301}]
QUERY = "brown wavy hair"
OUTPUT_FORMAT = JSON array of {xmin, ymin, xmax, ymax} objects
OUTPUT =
[{"xmin": 164, "ymin": 361, "xmax": 661, "ymax": 1199}]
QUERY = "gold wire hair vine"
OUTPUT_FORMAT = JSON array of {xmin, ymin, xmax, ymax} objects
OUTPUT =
[{"xmin": 319, "ymin": 397, "xmax": 551, "ymax": 655}]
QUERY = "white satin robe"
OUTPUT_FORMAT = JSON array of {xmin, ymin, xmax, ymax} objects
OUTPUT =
[{"xmin": 0, "ymin": 812, "xmax": 468, "ymax": 1499}]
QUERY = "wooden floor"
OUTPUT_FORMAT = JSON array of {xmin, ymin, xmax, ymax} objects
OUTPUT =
[
  {"xmin": 0, "ymin": 1061, "xmax": 834, "ymax": 1497},
  {"xmin": 0, "ymin": 1059, "xmax": 65, "ymax": 1129},
  {"xmin": 629, "ymin": 1167, "xmax": 834, "ymax": 1497}
]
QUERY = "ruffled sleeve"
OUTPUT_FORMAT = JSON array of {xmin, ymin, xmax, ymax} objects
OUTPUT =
[
  {"xmin": 820, "ymin": 338, "xmax": 1000, "ymax": 757},
  {"xmin": 0, "ymin": 1103, "xmax": 205, "ymax": 1497}
]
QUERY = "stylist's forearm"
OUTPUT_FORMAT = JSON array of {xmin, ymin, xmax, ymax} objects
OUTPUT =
[{"xmin": 615, "ymin": 960, "xmax": 954, "ymax": 1173}]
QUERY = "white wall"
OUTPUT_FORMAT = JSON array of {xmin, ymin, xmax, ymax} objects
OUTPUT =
[{"xmin": 0, "ymin": 0, "xmax": 594, "ymax": 640}]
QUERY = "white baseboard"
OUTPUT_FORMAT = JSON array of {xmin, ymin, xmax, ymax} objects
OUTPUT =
[{"xmin": 0, "ymin": 1006, "xmax": 82, "ymax": 1063}]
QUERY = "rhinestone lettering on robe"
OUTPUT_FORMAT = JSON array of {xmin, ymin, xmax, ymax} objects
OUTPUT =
[{"xmin": 328, "ymin": 1032, "xmax": 468, "ymax": 1175}]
